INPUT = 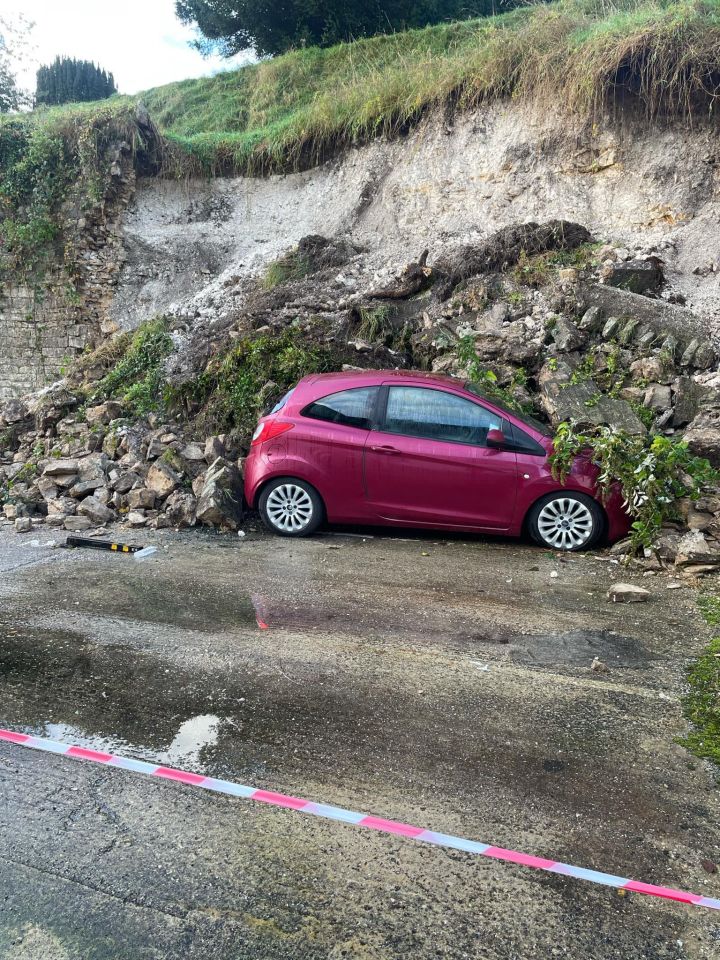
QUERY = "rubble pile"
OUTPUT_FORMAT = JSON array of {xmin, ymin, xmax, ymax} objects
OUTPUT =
[{"xmin": 2, "ymin": 223, "xmax": 720, "ymax": 566}]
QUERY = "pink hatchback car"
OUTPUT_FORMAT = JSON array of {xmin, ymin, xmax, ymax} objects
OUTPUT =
[{"xmin": 244, "ymin": 371, "xmax": 630, "ymax": 550}]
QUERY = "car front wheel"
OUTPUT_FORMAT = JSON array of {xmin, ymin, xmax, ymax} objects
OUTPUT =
[
  {"xmin": 258, "ymin": 477, "xmax": 324, "ymax": 537},
  {"xmin": 527, "ymin": 492, "xmax": 605, "ymax": 551}
]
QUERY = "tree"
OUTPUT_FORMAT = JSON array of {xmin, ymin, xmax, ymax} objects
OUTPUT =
[
  {"xmin": 35, "ymin": 57, "xmax": 117, "ymax": 107},
  {"xmin": 0, "ymin": 14, "xmax": 33, "ymax": 113},
  {"xmin": 175, "ymin": 0, "xmax": 512, "ymax": 58}
]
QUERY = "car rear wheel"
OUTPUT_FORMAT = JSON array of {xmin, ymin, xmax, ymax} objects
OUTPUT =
[
  {"xmin": 527, "ymin": 492, "xmax": 604, "ymax": 551},
  {"xmin": 259, "ymin": 478, "xmax": 323, "ymax": 537}
]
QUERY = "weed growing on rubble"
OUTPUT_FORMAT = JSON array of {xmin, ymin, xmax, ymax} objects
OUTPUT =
[
  {"xmin": 89, "ymin": 317, "xmax": 173, "ymax": 416},
  {"xmin": 550, "ymin": 422, "xmax": 719, "ymax": 549},
  {"xmin": 169, "ymin": 328, "xmax": 338, "ymax": 441}
]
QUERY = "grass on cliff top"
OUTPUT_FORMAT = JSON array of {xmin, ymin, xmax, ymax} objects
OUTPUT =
[
  {"xmin": 683, "ymin": 594, "xmax": 720, "ymax": 768},
  {"xmin": 5, "ymin": 0, "xmax": 720, "ymax": 178},
  {"xmin": 138, "ymin": 0, "xmax": 720, "ymax": 174}
]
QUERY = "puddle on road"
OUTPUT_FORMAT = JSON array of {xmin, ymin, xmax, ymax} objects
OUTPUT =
[
  {"xmin": 164, "ymin": 713, "xmax": 224, "ymax": 766},
  {"xmin": 513, "ymin": 629, "xmax": 653, "ymax": 669},
  {"xmin": 25, "ymin": 715, "xmax": 229, "ymax": 769}
]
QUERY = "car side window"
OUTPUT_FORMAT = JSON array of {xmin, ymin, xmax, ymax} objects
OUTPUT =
[
  {"xmin": 383, "ymin": 386, "xmax": 503, "ymax": 446},
  {"xmin": 302, "ymin": 387, "xmax": 379, "ymax": 430}
]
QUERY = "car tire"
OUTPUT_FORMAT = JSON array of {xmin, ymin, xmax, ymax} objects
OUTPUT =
[
  {"xmin": 258, "ymin": 477, "xmax": 324, "ymax": 537},
  {"xmin": 527, "ymin": 491, "xmax": 605, "ymax": 552}
]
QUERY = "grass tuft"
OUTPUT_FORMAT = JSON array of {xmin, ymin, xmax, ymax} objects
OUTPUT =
[{"xmin": 683, "ymin": 594, "xmax": 720, "ymax": 768}]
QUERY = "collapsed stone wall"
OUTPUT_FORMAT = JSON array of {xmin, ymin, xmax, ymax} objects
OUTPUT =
[
  {"xmin": 3, "ymin": 101, "xmax": 720, "ymax": 401},
  {"xmin": 110, "ymin": 104, "xmax": 720, "ymax": 338}
]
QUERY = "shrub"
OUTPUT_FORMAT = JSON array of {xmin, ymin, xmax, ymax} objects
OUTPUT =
[
  {"xmin": 90, "ymin": 317, "xmax": 173, "ymax": 416},
  {"xmin": 550, "ymin": 423, "xmax": 719, "ymax": 549},
  {"xmin": 170, "ymin": 327, "xmax": 339, "ymax": 441}
]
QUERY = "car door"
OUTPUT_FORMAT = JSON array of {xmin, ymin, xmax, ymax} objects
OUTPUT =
[
  {"xmin": 363, "ymin": 384, "xmax": 518, "ymax": 529},
  {"xmin": 298, "ymin": 385, "xmax": 380, "ymax": 519}
]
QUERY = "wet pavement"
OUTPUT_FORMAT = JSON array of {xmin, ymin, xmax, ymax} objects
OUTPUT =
[{"xmin": 1, "ymin": 524, "xmax": 719, "ymax": 959}]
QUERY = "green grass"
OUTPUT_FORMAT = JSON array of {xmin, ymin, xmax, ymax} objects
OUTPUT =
[
  {"xmin": 3, "ymin": 0, "xmax": 720, "ymax": 275},
  {"xmin": 683, "ymin": 594, "xmax": 720, "ymax": 767},
  {"xmin": 262, "ymin": 249, "xmax": 312, "ymax": 290},
  {"xmin": 134, "ymin": 0, "xmax": 720, "ymax": 175}
]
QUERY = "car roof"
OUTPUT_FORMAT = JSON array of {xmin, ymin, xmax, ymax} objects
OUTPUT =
[{"xmin": 302, "ymin": 369, "xmax": 464, "ymax": 388}]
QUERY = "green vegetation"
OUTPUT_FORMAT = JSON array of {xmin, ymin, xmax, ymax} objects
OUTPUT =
[
  {"xmin": 3, "ymin": 1, "xmax": 720, "ymax": 277},
  {"xmin": 89, "ymin": 317, "xmax": 173, "ymax": 416},
  {"xmin": 262, "ymin": 248, "xmax": 312, "ymax": 290},
  {"xmin": 169, "ymin": 327, "xmax": 339, "ymax": 439},
  {"xmin": 551, "ymin": 423, "xmax": 719, "ymax": 549},
  {"xmin": 36, "ymin": 57, "xmax": 116, "ymax": 107},
  {"xmin": 458, "ymin": 334, "xmax": 531, "ymax": 413},
  {"xmin": 145, "ymin": 0, "xmax": 720, "ymax": 175},
  {"xmin": 0, "ymin": 101, "xmax": 156, "ymax": 281},
  {"xmin": 513, "ymin": 243, "xmax": 601, "ymax": 287},
  {"xmin": 683, "ymin": 595, "xmax": 720, "ymax": 767}
]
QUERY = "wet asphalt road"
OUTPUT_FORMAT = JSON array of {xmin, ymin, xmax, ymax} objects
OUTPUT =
[{"xmin": 1, "ymin": 523, "xmax": 719, "ymax": 959}]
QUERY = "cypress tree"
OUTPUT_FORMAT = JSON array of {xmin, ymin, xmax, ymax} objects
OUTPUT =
[{"xmin": 35, "ymin": 56, "xmax": 117, "ymax": 105}]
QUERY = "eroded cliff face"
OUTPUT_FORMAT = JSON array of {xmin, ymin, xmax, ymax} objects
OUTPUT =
[
  {"xmin": 2, "ymin": 102, "xmax": 719, "ymax": 400},
  {"xmin": 110, "ymin": 104, "xmax": 720, "ymax": 336}
]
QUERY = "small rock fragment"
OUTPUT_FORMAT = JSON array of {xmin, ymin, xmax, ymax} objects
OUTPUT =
[{"xmin": 607, "ymin": 582, "xmax": 650, "ymax": 603}]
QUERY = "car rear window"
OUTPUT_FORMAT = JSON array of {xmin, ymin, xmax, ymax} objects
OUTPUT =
[
  {"xmin": 268, "ymin": 388, "xmax": 295, "ymax": 415},
  {"xmin": 302, "ymin": 387, "xmax": 378, "ymax": 430}
]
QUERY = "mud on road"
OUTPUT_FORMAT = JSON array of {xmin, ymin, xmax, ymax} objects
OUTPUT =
[{"xmin": 0, "ymin": 525, "xmax": 719, "ymax": 959}]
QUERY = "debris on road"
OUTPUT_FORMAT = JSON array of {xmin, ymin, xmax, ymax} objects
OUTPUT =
[
  {"xmin": 607, "ymin": 582, "xmax": 651, "ymax": 603},
  {"xmin": 65, "ymin": 535, "xmax": 146, "ymax": 554}
]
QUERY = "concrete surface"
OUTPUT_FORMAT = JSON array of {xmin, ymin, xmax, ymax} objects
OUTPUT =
[{"xmin": 0, "ymin": 523, "xmax": 719, "ymax": 959}]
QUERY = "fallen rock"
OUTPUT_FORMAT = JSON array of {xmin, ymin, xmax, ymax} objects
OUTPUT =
[
  {"xmin": 551, "ymin": 316, "xmax": 586, "ymax": 352},
  {"xmin": 85, "ymin": 401, "xmax": 123, "ymax": 426},
  {"xmin": 607, "ymin": 583, "xmax": 651, "ymax": 603},
  {"xmin": 43, "ymin": 459, "xmax": 80, "ymax": 477},
  {"xmin": 181, "ymin": 442, "xmax": 206, "ymax": 462},
  {"xmin": 126, "ymin": 511, "xmax": 148, "ymax": 527},
  {"xmin": 146, "ymin": 460, "xmax": 182, "ymax": 499},
  {"xmin": 127, "ymin": 488, "xmax": 156, "ymax": 510},
  {"xmin": 47, "ymin": 497, "xmax": 77, "ymax": 517},
  {"xmin": 601, "ymin": 257, "xmax": 663, "ymax": 295},
  {"xmin": 164, "ymin": 490, "xmax": 197, "ymax": 528},
  {"xmin": 539, "ymin": 365, "xmax": 646, "ymax": 434},
  {"xmin": 204, "ymin": 436, "xmax": 226, "ymax": 464},
  {"xmin": 643, "ymin": 383, "xmax": 672, "ymax": 413},
  {"xmin": 671, "ymin": 377, "xmax": 710, "ymax": 427},
  {"xmin": 77, "ymin": 497, "xmax": 115, "ymax": 525},
  {"xmin": 14, "ymin": 517, "xmax": 32, "ymax": 533},
  {"xmin": 63, "ymin": 516, "xmax": 93, "ymax": 531},
  {"xmin": 675, "ymin": 530, "xmax": 720, "ymax": 567},
  {"xmin": 684, "ymin": 407, "xmax": 720, "ymax": 467},
  {"xmin": 195, "ymin": 458, "xmax": 244, "ymax": 530}
]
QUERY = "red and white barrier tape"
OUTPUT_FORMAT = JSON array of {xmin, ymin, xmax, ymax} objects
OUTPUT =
[{"xmin": 1, "ymin": 727, "xmax": 718, "ymax": 910}]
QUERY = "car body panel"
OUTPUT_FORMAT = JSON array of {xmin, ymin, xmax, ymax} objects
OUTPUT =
[{"xmin": 244, "ymin": 370, "xmax": 632, "ymax": 542}]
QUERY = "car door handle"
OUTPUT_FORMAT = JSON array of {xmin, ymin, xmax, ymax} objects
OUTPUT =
[{"xmin": 370, "ymin": 444, "xmax": 401, "ymax": 454}]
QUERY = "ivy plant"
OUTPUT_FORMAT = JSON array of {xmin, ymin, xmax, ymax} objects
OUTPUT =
[{"xmin": 550, "ymin": 422, "xmax": 718, "ymax": 549}]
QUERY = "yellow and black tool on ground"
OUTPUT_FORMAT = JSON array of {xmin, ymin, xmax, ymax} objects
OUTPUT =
[{"xmin": 65, "ymin": 536, "xmax": 143, "ymax": 554}]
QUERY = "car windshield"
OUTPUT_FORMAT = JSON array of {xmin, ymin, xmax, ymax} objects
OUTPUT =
[{"xmin": 464, "ymin": 382, "xmax": 552, "ymax": 436}]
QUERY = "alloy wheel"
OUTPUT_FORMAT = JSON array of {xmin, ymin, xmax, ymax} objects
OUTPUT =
[
  {"xmin": 537, "ymin": 497, "xmax": 594, "ymax": 550},
  {"xmin": 265, "ymin": 483, "xmax": 314, "ymax": 533}
]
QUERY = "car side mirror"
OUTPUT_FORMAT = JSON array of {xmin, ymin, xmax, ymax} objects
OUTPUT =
[{"xmin": 486, "ymin": 428, "xmax": 506, "ymax": 449}]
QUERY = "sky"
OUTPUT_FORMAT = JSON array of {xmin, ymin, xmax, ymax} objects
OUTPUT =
[{"xmin": 3, "ymin": 0, "xmax": 254, "ymax": 96}]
